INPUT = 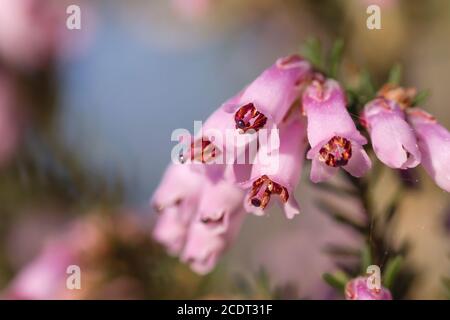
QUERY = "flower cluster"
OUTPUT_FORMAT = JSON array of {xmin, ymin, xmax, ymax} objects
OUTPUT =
[
  {"xmin": 151, "ymin": 54, "xmax": 450, "ymax": 275},
  {"xmin": 362, "ymin": 85, "xmax": 450, "ymax": 192}
]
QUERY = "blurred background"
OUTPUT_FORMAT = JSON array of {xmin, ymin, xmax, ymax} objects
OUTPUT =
[{"xmin": 0, "ymin": 0, "xmax": 449, "ymax": 299}]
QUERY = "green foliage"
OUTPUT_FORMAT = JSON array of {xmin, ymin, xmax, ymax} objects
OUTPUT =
[
  {"xmin": 411, "ymin": 89, "xmax": 430, "ymax": 106},
  {"xmin": 328, "ymin": 38, "xmax": 344, "ymax": 78},
  {"xmin": 301, "ymin": 37, "xmax": 324, "ymax": 71},
  {"xmin": 322, "ymin": 271, "xmax": 349, "ymax": 291},
  {"xmin": 383, "ymin": 256, "xmax": 404, "ymax": 289},
  {"xmin": 387, "ymin": 63, "xmax": 402, "ymax": 85}
]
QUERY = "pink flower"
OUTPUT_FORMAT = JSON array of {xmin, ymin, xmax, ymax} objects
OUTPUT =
[
  {"xmin": 153, "ymin": 206, "xmax": 191, "ymax": 255},
  {"xmin": 197, "ymin": 177, "xmax": 246, "ymax": 224},
  {"xmin": 242, "ymin": 116, "xmax": 307, "ymax": 219},
  {"xmin": 345, "ymin": 277, "xmax": 392, "ymax": 300},
  {"xmin": 151, "ymin": 164, "xmax": 203, "ymax": 213},
  {"xmin": 151, "ymin": 164, "xmax": 203, "ymax": 253},
  {"xmin": 303, "ymin": 79, "xmax": 371, "ymax": 183},
  {"xmin": 181, "ymin": 208, "xmax": 245, "ymax": 275},
  {"xmin": 407, "ymin": 108, "xmax": 450, "ymax": 192},
  {"xmin": 223, "ymin": 55, "xmax": 312, "ymax": 134},
  {"xmin": 0, "ymin": 0, "xmax": 64, "ymax": 69},
  {"xmin": 179, "ymin": 93, "xmax": 245, "ymax": 165},
  {"xmin": 179, "ymin": 176, "xmax": 245, "ymax": 274},
  {"xmin": 362, "ymin": 98, "xmax": 421, "ymax": 169},
  {"xmin": 5, "ymin": 241, "xmax": 76, "ymax": 299}
]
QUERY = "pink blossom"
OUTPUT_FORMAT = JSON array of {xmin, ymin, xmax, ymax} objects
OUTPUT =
[
  {"xmin": 345, "ymin": 276, "xmax": 392, "ymax": 300},
  {"xmin": 151, "ymin": 163, "xmax": 203, "ymax": 214},
  {"xmin": 153, "ymin": 206, "xmax": 191, "ymax": 256},
  {"xmin": 303, "ymin": 79, "xmax": 371, "ymax": 183},
  {"xmin": 5, "ymin": 241, "xmax": 76, "ymax": 299},
  {"xmin": 197, "ymin": 177, "xmax": 245, "ymax": 224},
  {"xmin": 242, "ymin": 116, "xmax": 307, "ymax": 219},
  {"xmin": 223, "ymin": 55, "xmax": 312, "ymax": 134},
  {"xmin": 362, "ymin": 98, "xmax": 421, "ymax": 169},
  {"xmin": 0, "ymin": 0, "xmax": 64, "ymax": 69},
  {"xmin": 151, "ymin": 164, "xmax": 203, "ymax": 253},
  {"xmin": 181, "ymin": 208, "xmax": 245, "ymax": 275},
  {"xmin": 407, "ymin": 108, "xmax": 450, "ymax": 192}
]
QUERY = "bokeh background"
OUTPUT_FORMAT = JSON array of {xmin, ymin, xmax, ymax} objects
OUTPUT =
[{"xmin": 0, "ymin": 0, "xmax": 449, "ymax": 299}]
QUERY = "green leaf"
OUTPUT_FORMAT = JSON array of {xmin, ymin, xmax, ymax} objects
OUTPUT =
[
  {"xmin": 301, "ymin": 37, "xmax": 324, "ymax": 70},
  {"xmin": 322, "ymin": 271, "xmax": 349, "ymax": 291},
  {"xmin": 328, "ymin": 38, "xmax": 344, "ymax": 78},
  {"xmin": 316, "ymin": 200, "xmax": 367, "ymax": 233},
  {"xmin": 411, "ymin": 89, "xmax": 430, "ymax": 106},
  {"xmin": 360, "ymin": 243, "xmax": 372, "ymax": 274},
  {"xmin": 387, "ymin": 63, "xmax": 402, "ymax": 85},
  {"xmin": 256, "ymin": 268, "xmax": 272, "ymax": 296},
  {"xmin": 383, "ymin": 256, "xmax": 403, "ymax": 289},
  {"xmin": 359, "ymin": 68, "xmax": 376, "ymax": 103}
]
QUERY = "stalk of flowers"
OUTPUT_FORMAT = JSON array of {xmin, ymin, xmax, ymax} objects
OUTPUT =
[{"xmin": 152, "ymin": 54, "xmax": 316, "ymax": 273}]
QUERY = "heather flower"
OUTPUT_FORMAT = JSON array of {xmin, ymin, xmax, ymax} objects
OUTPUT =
[
  {"xmin": 151, "ymin": 164, "xmax": 203, "ymax": 253},
  {"xmin": 179, "ymin": 93, "xmax": 245, "ymax": 166},
  {"xmin": 197, "ymin": 177, "xmax": 246, "ymax": 224},
  {"xmin": 407, "ymin": 108, "xmax": 450, "ymax": 192},
  {"xmin": 303, "ymin": 79, "xmax": 371, "ymax": 183},
  {"xmin": 242, "ymin": 116, "xmax": 307, "ymax": 219},
  {"xmin": 223, "ymin": 55, "xmax": 312, "ymax": 134},
  {"xmin": 181, "ymin": 209, "xmax": 245, "ymax": 275},
  {"xmin": 153, "ymin": 206, "xmax": 191, "ymax": 255},
  {"xmin": 362, "ymin": 98, "xmax": 421, "ymax": 169},
  {"xmin": 345, "ymin": 276, "xmax": 392, "ymax": 300},
  {"xmin": 151, "ymin": 163, "xmax": 203, "ymax": 214},
  {"xmin": 5, "ymin": 241, "xmax": 76, "ymax": 299},
  {"xmin": 153, "ymin": 175, "xmax": 245, "ymax": 256},
  {"xmin": 0, "ymin": 0, "xmax": 63, "ymax": 69}
]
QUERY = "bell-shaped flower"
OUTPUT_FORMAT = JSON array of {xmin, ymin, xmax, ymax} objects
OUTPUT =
[
  {"xmin": 223, "ymin": 54, "xmax": 312, "ymax": 134},
  {"xmin": 362, "ymin": 97, "xmax": 421, "ymax": 169},
  {"xmin": 151, "ymin": 163, "xmax": 203, "ymax": 214},
  {"xmin": 407, "ymin": 108, "xmax": 450, "ymax": 192},
  {"xmin": 242, "ymin": 115, "xmax": 307, "ymax": 219},
  {"xmin": 302, "ymin": 79, "xmax": 371, "ymax": 183},
  {"xmin": 180, "ymin": 180, "xmax": 246, "ymax": 274},
  {"xmin": 151, "ymin": 164, "xmax": 203, "ymax": 253}
]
